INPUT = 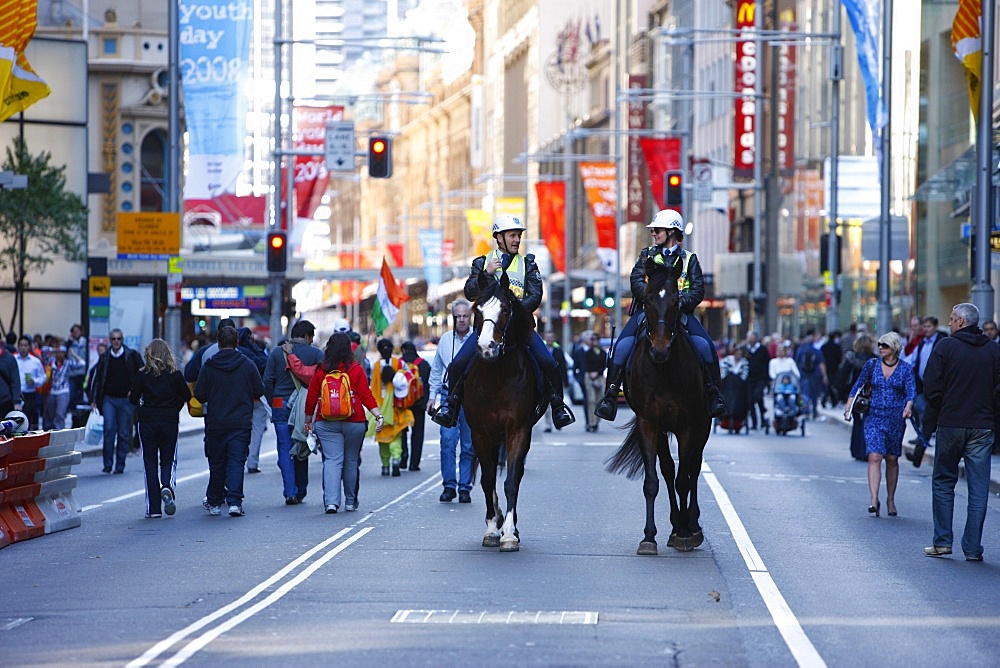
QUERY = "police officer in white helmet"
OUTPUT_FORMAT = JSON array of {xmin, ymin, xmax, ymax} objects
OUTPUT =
[
  {"xmin": 594, "ymin": 209, "xmax": 727, "ymax": 420},
  {"xmin": 432, "ymin": 214, "xmax": 576, "ymax": 429}
]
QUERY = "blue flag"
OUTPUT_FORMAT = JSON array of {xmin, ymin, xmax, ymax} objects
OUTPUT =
[{"xmin": 841, "ymin": 0, "xmax": 883, "ymax": 135}]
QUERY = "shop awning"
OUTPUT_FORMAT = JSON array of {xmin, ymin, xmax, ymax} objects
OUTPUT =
[{"xmin": 911, "ymin": 146, "xmax": 975, "ymax": 202}]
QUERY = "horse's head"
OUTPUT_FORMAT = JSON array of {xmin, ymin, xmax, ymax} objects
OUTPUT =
[
  {"xmin": 473, "ymin": 273, "xmax": 515, "ymax": 361},
  {"xmin": 643, "ymin": 255, "xmax": 683, "ymax": 364}
]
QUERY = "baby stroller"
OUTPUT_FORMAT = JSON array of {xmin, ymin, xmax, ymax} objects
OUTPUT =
[
  {"xmin": 765, "ymin": 373, "xmax": 807, "ymax": 436},
  {"xmin": 714, "ymin": 373, "xmax": 750, "ymax": 434}
]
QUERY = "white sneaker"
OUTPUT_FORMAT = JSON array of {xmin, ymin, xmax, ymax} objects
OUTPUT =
[
  {"xmin": 209, "ymin": 505, "xmax": 222, "ymax": 516},
  {"xmin": 228, "ymin": 505, "xmax": 245, "ymax": 517}
]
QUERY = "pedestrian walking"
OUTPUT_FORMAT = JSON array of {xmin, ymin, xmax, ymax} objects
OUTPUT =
[
  {"xmin": 844, "ymin": 332, "xmax": 915, "ymax": 518},
  {"xmin": 67, "ymin": 324, "xmax": 88, "ymax": 408},
  {"xmin": 921, "ymin": 303, "xmax": 1000, "ymax": 561},
  {"xmin": 128, "ymin": 339, "xmax": 190, "ymax": 519},
  {"xmin": 581, "ymin": 332, "xmax": 606, "ymax": 432},
  {"xmin": 236, "ymin": 327, "xmax": 269, "ymax": 474},
  {"xmin": 91, "ymin": 328, "xmax": 143, "ymax": 474},
  {"xmin": 745, "ymin": 330, "xmax": 770, "ymax": 430},
  {"xmin": 304, "ymin": 332, "xmax": 383, "ymax": 514},
  {"xmin": 541, "ymin": 330, "xmax": 571, "ymax": 433},
  {"xmin": 794, "ymin": 328, "xmax": 827, "ymax": 419},
  {"xmin": 263, "ymin": 320, "xmax": 323, "ymax": 505},
  {"xmin": 907, "ymin": 316, "xmax": 946, "ymax": 440},
  {"xmin": 14, "ymin": 336, "xmax": 45, "ymax": 430},
  {"xmin": 837, "ymin": 333, "xmax": 877, "ymax": 461},
  {"xmin": 42, "ymin": 344, "xmax": 84, "ymax": 430},
  {"xmin": 400, "ymin": 341, "xmax": 429, "ymax": 470},
  {"xmin": 194, "ymin": 326, "xmax": 265, "ymax": 517},
  {"xmin": 427, "ymin": 298, "xmax": 475, "ymax": 503}
]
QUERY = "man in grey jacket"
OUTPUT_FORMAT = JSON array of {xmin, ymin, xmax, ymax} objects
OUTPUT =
[{"xmin": 262, "ymin": 320, "xmax": 323, "ymax": 505}]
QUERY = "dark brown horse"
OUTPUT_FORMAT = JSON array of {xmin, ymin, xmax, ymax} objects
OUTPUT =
[
  {"xmin": 606, "ymin": 257, "xmax": 712, "ymax": 555},
  {"xmin": 462, "ymin": 272, "xmax": 544, "ymax": 552}
]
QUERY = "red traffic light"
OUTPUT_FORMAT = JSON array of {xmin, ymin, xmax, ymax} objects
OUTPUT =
[
  {"xmin": 667, "ymin": 173, "xmax": 682, "ymax": 187},
  {"xmin": 269, "ymin": 234, "xmax": 285, "ymax": 250},
  {"xmin": 371, "ymin": 139, "xmax": 386, "ymax": 154},
  {"xmin": 267, "ymin": 231, "xmax": 288, "ymax": 273}
]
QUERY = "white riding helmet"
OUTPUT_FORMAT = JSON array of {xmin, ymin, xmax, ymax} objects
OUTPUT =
[
  {"xmin": 333, "ymin": 318, "xmax": 350, "ymax": 333},
  {"xmin": 492, "ymin": 214, "xmax": 526, "ymax": 235},
  {"xmin": 647, "ymin": 209, "xmax": 685, "ymax": 231}
]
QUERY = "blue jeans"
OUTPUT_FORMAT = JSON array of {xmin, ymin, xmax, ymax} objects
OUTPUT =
[
  {"xmin": 205, "ymin": 428, "xmax": 251, "ymax": 507},
  {"xmin": 314, "ymin": 420, "xmax": 366, "ymax": 509},
  {"xmin": 102, "ymin": 396, "xmax": 134, "ymax": 472},
  {"xmin": 931, "ymin": 426, "xmax": 993, "ymax": 557},
  {"xmin": 612, "ymin": 312, "xmax": 716, "ymax": 366},
  {"xmin": 449, "ymin": 330, "xmax": 556, "ymax": 391},
  {"xmin": 271, "ymin": 402, "xmax": 309, "ymax": 500},
  {"xmin": 440, "ymin": 401, "xmax": 474, "ymax": 492}
]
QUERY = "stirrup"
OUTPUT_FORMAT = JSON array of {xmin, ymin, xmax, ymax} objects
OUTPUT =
[
  {"xmin": 595, "ymin": 390, "xmax": 619, "ymax": 421},
  {"xmin": 551, "ymin": 401, "xmax": 575, "ymax": 429},
  {"xmin": 431, "ymin": 401, "xmax": 459, "ymax": 428}
]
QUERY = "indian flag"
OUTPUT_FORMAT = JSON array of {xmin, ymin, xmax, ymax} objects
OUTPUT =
[
  {"xmin": 372, "ymin": 258, "xmax": 410, "ymax": 335},
  {"xmin": 951, "ymin": 0, "xmax": 982, "ymax": 119}
]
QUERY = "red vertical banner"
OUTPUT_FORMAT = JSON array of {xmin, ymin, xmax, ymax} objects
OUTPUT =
[
  {"xmin": 778, "ymin": 12, "xmax": 797, "ymax": 175},
  {"xmin": 579, "ymin": 162, "xmax": 619, "ymax": 274},
  {"xmin": 734, "ymin": 0, "xmax": 757, "ymax": 178},
  {"xmin": 627, "ymin": 74, "xmax": 649, "ymax": 224},
  {"xmin": 387, "ymin": 243, "xmax": 405, "ymax": 268},
  {"xmin": 638, "ymin": 137, "xmax": 682, "ymax": 210},
  {"xmin": 292, "ymin": 106, "xmax": 344, "ymax": 220},
  {"xmin": 535, "ymin": 181, "xmax": 566, "ymax": 273}
]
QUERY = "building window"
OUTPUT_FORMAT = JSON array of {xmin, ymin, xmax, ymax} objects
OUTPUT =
[
  {"xmin": 140, "ymin": 129, "xmax": 168, "ymax": 212},
  {"xmin": 103, "ymin": 38, "xmax": 117, "ymax": 55}
]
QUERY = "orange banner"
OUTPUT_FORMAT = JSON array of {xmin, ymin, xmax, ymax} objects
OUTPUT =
[
  {"xmin": 579, "ymin": 162, "xmax": 618, "ymax": 273},
  {"xmin": 0, "ymin": 0, "xmax": 50, "ymax": 122},
  {"xmin": 535, "ymin": 181, "xmax": 566, "ymax": 273}
]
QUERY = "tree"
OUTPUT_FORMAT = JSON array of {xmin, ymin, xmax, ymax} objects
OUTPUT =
[{"xmin": 0, "ymin": 137, "xmax": 87, "ymax": 335}]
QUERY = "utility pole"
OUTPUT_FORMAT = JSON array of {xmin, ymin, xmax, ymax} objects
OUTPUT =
[
  {"xmin": 765, "ymin": 0, "xmax": 780, "ymax": 337},
  {"xmin": 165, "ymin": 0, "xmax": 181, "ymax": 356},
  {"xmin": 876, "ymin": 0, "xmax": 893, "ymax": 334},
  {"xmin": 826, "ymin": 3, "xmax": 843, "ymax": 335},
  {"xmin": 972, "ymin": 0, "xmax": 996, "ymax": 321},
  {"xmin": 269, "ymin": 0, "xmax": 285, "ymax": 343},
  {"xmin": 751, "ymin": 0, "xmax": 764, "ymax": 333}
]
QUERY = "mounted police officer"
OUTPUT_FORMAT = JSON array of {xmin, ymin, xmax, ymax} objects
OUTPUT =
[
  {"xmin": 594, "ymin": 209, "xmax": 727, "ymax": 421},
  {"xmin": 431, "ymin": 214, "xmax": 576, "ymax": 430}
]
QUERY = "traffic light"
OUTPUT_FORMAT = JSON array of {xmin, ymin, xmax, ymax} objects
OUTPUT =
[
  {"xmin": 368, "ymin": 135, "xmax": 392, "ymax": 178},
  {"xmin": 584, "ymin": 285, "xmax": 595, "ymax": 308},
  {"xmin": 603, "ymin": 289, "xmax": 616, "ymax": 309},
  {"xmin": 267, "ymin": 231, "xmax": 287, "ymax": 273},
  {"xmin": 753, "ymin": 294, "xmax": 768, "ymax": 315},
  {"xmin": 665, "ymin": 170, "xmax": 683, "ymax": 207}
]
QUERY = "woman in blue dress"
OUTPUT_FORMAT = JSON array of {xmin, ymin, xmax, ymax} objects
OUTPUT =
[{"xmin": 844, "ymin": 332, "xmax": 915, "ymax": 517}]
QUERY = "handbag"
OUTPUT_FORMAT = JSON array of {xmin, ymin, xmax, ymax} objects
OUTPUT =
[{"xmin": 852, "ymin": 361, "xmax": 874, "ymax": 416}]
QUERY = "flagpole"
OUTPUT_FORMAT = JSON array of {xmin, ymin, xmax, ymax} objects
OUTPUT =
[
  {"xmin": 972, "ymin": 0, "xmax": 995, "ymax": 321},
  {"xmin": 876, "ymin": 0, "xmax": 893, "ymax": 335}
]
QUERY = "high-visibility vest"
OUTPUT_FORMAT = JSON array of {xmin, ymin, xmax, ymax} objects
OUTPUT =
[
  {"xmin": 649, "ymin": 247, "xmax": 692, "ymax": 292},
  {"xmin": 487, "ymin": 249, "xmax": 526, "ymax": 298}
]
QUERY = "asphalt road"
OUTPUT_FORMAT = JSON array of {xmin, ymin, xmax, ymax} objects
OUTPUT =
[{"xmin": 3, "ymin": 410, "xmax": 1000, "ymax": 666}]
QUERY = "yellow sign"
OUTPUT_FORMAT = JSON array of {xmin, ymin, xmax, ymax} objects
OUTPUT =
[
  {"xmin": 168, "ymin": 256, "xmax": 184, "ymax": 274},
  {"xmin": 117, "ymin": 212, "xmax": 181, "ymax": 259},
  {"xmin": 89, "ymin": 276, "xmax": 110, "ymax": 297}
]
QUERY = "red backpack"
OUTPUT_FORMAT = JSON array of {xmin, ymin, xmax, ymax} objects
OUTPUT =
[{"xmin": 319, "ymin": 368, "xmax": 354, "ymax": 420}]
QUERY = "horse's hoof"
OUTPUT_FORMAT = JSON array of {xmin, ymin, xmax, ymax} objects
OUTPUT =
[
  {"xmin": 499, "ymin": 538, "xmax": 520, "ymax": 552},
  {"xmin": 637, "ymin": 541, "xmax": 658, "ymax": 556},
  {"xmin": 482, "ymin": 534, "xmax": 500, "ymax": 548},
  {"xmin": 667, "ymin": 533, "xmax": 679, "ymax": 548},
  {"xmin": 671, "ymin": 532, "xmax": 704, "ymax": 552}
]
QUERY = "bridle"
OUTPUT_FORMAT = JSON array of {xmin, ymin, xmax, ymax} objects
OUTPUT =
[{"xmin": 477, "ymin": 291, "xmax": 514, "ymax": 359}]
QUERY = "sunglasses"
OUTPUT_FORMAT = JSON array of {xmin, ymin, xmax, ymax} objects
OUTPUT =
[
  {"xmin": 110, "ymin": 337, "xmax": 123, "ymax": 341},
  {"xmin": 650, "ymin": 228, "xmax": 667, "ymax": 235},
  {"xmin": 877, "ymin": 343, "xmax": 890, "ymax": 349}
]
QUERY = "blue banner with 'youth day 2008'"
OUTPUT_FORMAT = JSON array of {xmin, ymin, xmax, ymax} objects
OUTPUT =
[
  {"xmin": 180, "ymin": 0, "xmax": 253, "ymax": 200},
  {"xmin": 417, "ymin": 229, "xmax": 444, "ymax": 299},
  {"xmin": 840, "ymin": 0, "xmax": 883, "ymax": 135}
]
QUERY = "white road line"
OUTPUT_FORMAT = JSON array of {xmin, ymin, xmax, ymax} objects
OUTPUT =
[
  {"xmin": 127, "ymin": 526, "xmax": 355, "ymax": 668},
  {"xmin": 702, "ymin": 463, "xmax": 826, "ymax": 668},
  {"xmin": 161, "ymin": 528, "xmax": 373, "ymax": 667},
  {"xmin": 129, "ymin": 473, "xmax": 439, "ymax": 666},
  {"xmin": 82, "ymin": 451, "xmax": 278, "ymax": 511}
]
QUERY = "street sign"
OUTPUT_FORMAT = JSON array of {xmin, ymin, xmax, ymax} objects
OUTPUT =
[
  {"xmin": 692, "ymin": 163, "xmax": 713, "ymax": 201},
  {"xmin": 324, "ymin": 120, "xmax": 356, "ymax": 172}
]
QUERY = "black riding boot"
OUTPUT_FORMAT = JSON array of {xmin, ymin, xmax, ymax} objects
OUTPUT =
[
  {"xmin": 431, "ymin": 379, "xmax": 464, "ymax": 428},
  {"xmin": 545, "ymin": 365, "xmax": 576, "ymax": 429},
  {"xmin": 595, "ymin": 362, "xmax": 624, "ymax": 421},
  {"xmin": 703, "ymin": 359, "xmax": 727, "ymax": 419}
]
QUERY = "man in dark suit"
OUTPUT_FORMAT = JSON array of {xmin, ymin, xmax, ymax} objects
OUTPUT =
[
  {"xmin": 909, "ymin": 316, "xmax": 946, "ymax": 442},
  {"xmin": 745, "ymin": 330, "xmax": 770, "ymax": 429}
]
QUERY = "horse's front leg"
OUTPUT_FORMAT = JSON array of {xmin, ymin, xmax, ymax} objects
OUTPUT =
[
  {"xmin": 637, "ymin": 419, "xmax": 660, "ymax": 556},
  {"xmin": 670, "ymin": 426, "xmax": 708, "ymax": 552},
  {"xmin": 499, "ymin": 429, "xmax": 530, "ymax": 552},
  {"xmin": 655, "ymin": 432, "xmax": 682, "ymax": 549},
  {"xmin": 474, "ymin": 434, "xmax": 501, "ymax": 548}
]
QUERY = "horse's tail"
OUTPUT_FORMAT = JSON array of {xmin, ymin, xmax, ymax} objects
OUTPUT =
[{"xmin": 604, "ymin": 417, "xmax": 644, "ymax": 480}]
